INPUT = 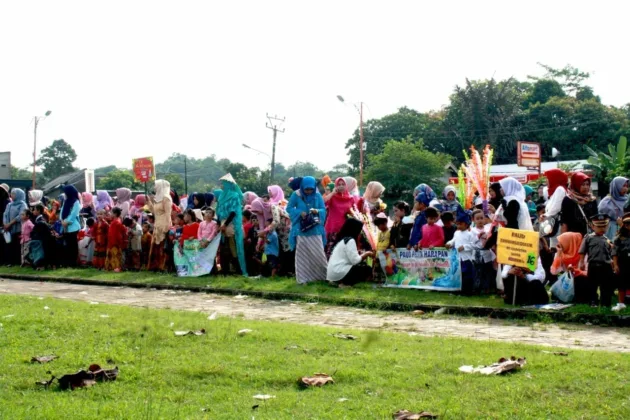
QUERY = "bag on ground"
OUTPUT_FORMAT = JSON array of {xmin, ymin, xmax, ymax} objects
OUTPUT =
[{"xmin": 550, "ymin": 271, "xmax": 574, "ymax": 303}]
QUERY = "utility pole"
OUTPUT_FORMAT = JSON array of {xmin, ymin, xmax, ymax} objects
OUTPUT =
[
  {"xmin": 359, "ymin": 102, "xmax": 364, "ymax": 188},
  {"xmin": 184, "ymin": 157, "xmax": 188, "ymax": 195},
  {"xmin": 32, "ymin": 110, "xmax": 52, "ymax": 189},
  {"xmin": 265, "ymin": 114, "xmax": 285, "ymax": 185}
]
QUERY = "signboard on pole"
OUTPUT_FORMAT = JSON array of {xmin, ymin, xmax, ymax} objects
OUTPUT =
[
  {"xmin": 132, "ymin": 157, "xmax": 155, "ymax": 183},
  {"xmin": 496, "ymin": 227, "xmax": 539, "ymax": 271},
  {"xmin": 517, "ymin": 141, "xmax": 541, "ymax": 168}
]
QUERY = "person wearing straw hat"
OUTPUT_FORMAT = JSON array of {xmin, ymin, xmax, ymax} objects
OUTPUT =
[{"xmin": 579, "ymin": 213, "xmax": 615, "ymax": 307}]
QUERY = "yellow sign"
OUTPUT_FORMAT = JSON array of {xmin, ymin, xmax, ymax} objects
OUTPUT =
[{"xmin": 496, "ymin": 227, "xmax": 539, "ymax": 271}]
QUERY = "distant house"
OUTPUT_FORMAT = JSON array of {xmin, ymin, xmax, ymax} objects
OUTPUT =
[{"xmin": 41, "ymin": 169, "xmax": 96, "ymax": 198}]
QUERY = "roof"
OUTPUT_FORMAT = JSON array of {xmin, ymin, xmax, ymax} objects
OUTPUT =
[
  {"xmin": 41, "ymin": 169, "xmax": 87, "ymax": 194},
  {"xmin": 490, "ymin": 160, "xmax": 589, "ymax": 175}
]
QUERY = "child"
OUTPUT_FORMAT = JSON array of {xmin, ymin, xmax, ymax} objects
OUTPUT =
[
  {"xmin": 243, "ymin": 212, "xmax": 260, "ymax": 276},
  {"xmin": 534, "ymin": 203, "xmax": 555, "ymax": 285},
  {"xmin": 445, "ymin": 210, "xmax": 476, "ymax": 295},
  {"xmin": 408, "ymin": 196, "xmax": 429, "ymax": 248},
  {"xmin": 612, "ymin": 213, "xmax": 630, "ymax": 311},
  {"xmin": 20, "ymin": 209, "xmax": 34, "ymax": 266},
  {"xmin": 180, "ymin": 209, "xmax": 200, "ymax": 248},
  {"xmin": 472, "ymin": 209, "xmax": 496, "ymax": 294},
  {"xmin": 419, "ymin": 207, "xmax": 444, "ymax": 249},
  {"xmin": 198, "ymin": 208, "xmax": 219, "ymax": 248},
  {"xmin": 264, "ymin": 220, "xmax": 280, "ymax": 277},
  {"xmin": 441, "ymin": 211, "xmax": 456, "ymax": 244},
  {"xmin": 30, "ymin": 204, "xmax": 52, "ymax": 269},
  {"xmin": 123, "ymin": 217, "xmax": 142, "ymax": 270},
  {"xmin": 374, "ymin": 213, "xmax": 390, "ymax": 252},
  {"xmin": 92, "ymin": 210, "xmax": 109, "ymax": 269},
  {"xmin": 105, "ymin": 207, "xmax": 126, "ymax": 272},
  {"xmin": 141, "ymin": 222, "xmax": 153, "ymax": 269},
  {"xmin": 389, "ymin": 201, "xmax": 413, "ymax": 249},
  {"xmin": 579, "ymin": 213, "xmax": 614, "ymax": 307},
  {"xmin": 78, "ymin": 218, "xmax": 96, "ymax": 266}
]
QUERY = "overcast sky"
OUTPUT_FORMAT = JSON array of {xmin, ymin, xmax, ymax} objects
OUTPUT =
[{"xmin": 1, "ymin": 0, "xmax": 629, "ymax": 175}]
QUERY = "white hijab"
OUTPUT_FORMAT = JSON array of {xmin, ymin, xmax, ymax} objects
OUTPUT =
[
  {"xmin": 499, "ymin": 177, "xmax": 533, "ymax": 231},
  {"xmin": 154, "ymin": 179, "xmax": 171, "ymax": 203}
]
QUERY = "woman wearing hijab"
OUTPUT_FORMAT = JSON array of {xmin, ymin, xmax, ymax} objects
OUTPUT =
[
  {"xmin": 560, "ymin": 173, "xmax": 597, "ymax": 236},
  {"xmin": 115, "ymin": 188, "xmax": 132, "ymax": 219},
  {"xmin": 130, "ymin": 194, "xmax": 147, "ymax": 224},
  {"xmin": 250, "ymin": 196, "xmax": 273, "ymax": 232},
  {"xmin": 147, "ymin": 180, "xmax": 173, "ymax": 271},
  {"xmin": 358, "ymin": 181, "xmax": 385, "ymax": 220},
  {"xmin": 488, "ymin": 182, "xmax": 504, "ymax": 210},
  {"xmin": 28, "ymin": 190, "xmax": 44, "ymax": 207},
  {"xmin": 243, "ymin": 192, "xmax": 259, "ymax": 209},
  {"xmin": 287, "ymin": 176, "xmax": 328, "ymax": 284},
  {"xmin": 550, "ymin": 232, "xmax": 590, "ymax": 303},
  {"xmin": 523, "ymin": 185, "xmax": 537, "ymax": 218},
  {"xmin": 288, "ymin": 177, "xmax": 303, "ymax": 194},
  {"xmin": 216, "ymin": 174, "xmax": 247, "ymax": 276},
  {"xmin": 3, "ymin": 188, "xmax": 27, "ymax": 265},
  {"xmin": 599, "ymin": 176, "xmax": 630, "ymax": 240},
  {"xmin": 343, "ymin": 176, "xmax": 360, "ymax": 200},
  {"xmin": 441, "ymin": 185, "xmax": 461, "ymax": 213},
  {"xmin": 252, "ymin": 192, "xmax": 293, "ymax": 274},
  {"xmin": 497, "ymin": 177, "xmax": 533, "ymax": 231},
  {"xmin": 324, "ymin": 178, "xmax": 355, "ymax": 258},
  {"xmin": 203, "ymin": 193, "xmax": 215, "ymax": 210},
  {"xmin": 268, "ymin": 185, "xmax": 285, "ymax": 206},
  {"xmin": 327, "ymin": 218, "xmax": 374, "ymax": 287},
  {"xmin": 95, "ymin": 190, "xmax": 114, "ymax": 212},
  {"xmin": 59, "ymin": 185, "xmax": 82, "ymax": 267},
  {"xmin": 543, "ymin": 169, "xmax": 569, "ymax": 245},
  {"xmin": 80, "ymin": 192, "xmax": 96, "ymax": 219},
  {"xmin": 0, "ymin": 184, "xmax": 10, "ymax": 265},
  {"xmin": 409, "ymin": 184, "xmax": 440, "ymax": 247}
]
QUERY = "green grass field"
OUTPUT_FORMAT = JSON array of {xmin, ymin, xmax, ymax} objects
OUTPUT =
[
  {"xmin": 0, "ymin": 266, "xmax": 624, "ymax": 317},
  {"xmin": 0, "ymin": 295, "xmax": 628, "ymax": 419}
]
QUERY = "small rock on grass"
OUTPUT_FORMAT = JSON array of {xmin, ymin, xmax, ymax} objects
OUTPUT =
[
  {"xmin": 31, "ymin": 355, "xmax": 58, "ymax": 364},
  {"xmin": 238, "ymin": 329, "xmax": 253, "ymax": 336},
  {"xmin": 174, "ymin": 329, "xmax": 206, "ymax": 336},
  {"xmin": 253, "ymin": 394, "xmax": 275, "ymax": 400}
]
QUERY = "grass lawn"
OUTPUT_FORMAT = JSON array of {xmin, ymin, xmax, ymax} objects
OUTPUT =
[
  {"xmin": 0, "ymin": 266, "xmax": 624, "ymax": 317},
  {"xmin": 0, "ymin": 296, "xmax": 628, "ymax": 419}
]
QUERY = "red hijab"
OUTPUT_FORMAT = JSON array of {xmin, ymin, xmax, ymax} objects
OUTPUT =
[{"xmin": 545, "ymin": 169, "xmax": 568, "ymax": 196}]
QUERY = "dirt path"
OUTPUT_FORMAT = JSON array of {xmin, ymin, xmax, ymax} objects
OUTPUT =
[{"xmin": 2, "ymin": 278, "xmax": 630, "ymax": 353}]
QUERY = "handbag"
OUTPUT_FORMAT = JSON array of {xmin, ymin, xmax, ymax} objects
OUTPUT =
[
  {"xmin": 539, "ymin": 213, "xmax": 561, "ymax": 238},
  {"xmin": 550, "ymin": 271, "xmax": 575, "ymax": 303},
  {"xmin": 300, "ymin": 196, "xmax": 320, "ymax": 232}
]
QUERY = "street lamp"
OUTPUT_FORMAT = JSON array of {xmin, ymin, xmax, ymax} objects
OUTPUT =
[
  {"xmin": 243, "ymin": 143, "xmax": 273, "ymax": 185},
  {"xmin": 337, "ymin": 95, "xmax": 364, "ymax": 187},
  {"xmin": 33, "ymin": 110, "xmax": 52, "ymax": 189}
]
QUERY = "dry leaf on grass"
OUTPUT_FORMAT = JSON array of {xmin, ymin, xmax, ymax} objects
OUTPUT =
[
  {"xmin": 36, "ymin": 376, "xmax": 56, "ymax": 388},
  {"xmin": 542, "ymin": 351, "xmax": 568, "ymax": 356},
  {"xmin": 54, "ymin": 364, "xmax": 119, "ymax": 390},
  {"xmin": 393, "ymin": 409, "xmax": 438, "ymax": 419},
  {"xmin": 174, "ymin": 329, "xmax": 206, "ymax": 336},
  {"xmin": 299, "ymin": 373, "xmax": 334, "ymax": 388},
  {"xmin": 253, "ymin": 394, "xmax": 275, "ymax": 400},
  {"xmin": 31, "ymin": 355, "xmax": 58, "ymax": 364},
  {"xmin": 332, "ymin": 333, "xmax": 359, "ymax": 340},
  {"xmin": 459, "ymin": 356, "xmax": 527, "ymax": 375}
]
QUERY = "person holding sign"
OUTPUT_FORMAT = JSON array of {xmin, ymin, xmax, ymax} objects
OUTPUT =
[{"xmin": 500, "ymin": 258, "xmax": 548, "ymax": 306}]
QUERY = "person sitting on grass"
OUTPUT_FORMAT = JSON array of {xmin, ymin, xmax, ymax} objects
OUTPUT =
[
  {"xmin": 326, "ymin": 218, "xmax": 374, "ymax": 288},
  {"xmin": 501, "ymin": 258, "xmax": 549, "ymax": 306}
]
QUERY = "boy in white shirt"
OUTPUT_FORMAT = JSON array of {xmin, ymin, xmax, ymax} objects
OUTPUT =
[
  {"xmin": 446, "ymin": 210, "xmax": 476, "ymax": 295},
  {"xmin": 471, "ymin": 209, "xmax": 497, "ymax": 294}
]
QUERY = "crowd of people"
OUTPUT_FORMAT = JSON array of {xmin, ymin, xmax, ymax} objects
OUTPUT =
[{"xmin": 2, "ymin": 170, "xmax": 630, "ymax": 309}]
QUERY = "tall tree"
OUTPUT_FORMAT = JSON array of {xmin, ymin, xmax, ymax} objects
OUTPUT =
[
  {"xmin": 36, "ymin": 139, "xmax": 78, "ymax": 181},
  {"xmin": 96, "ymin": 169, "xmax": 143, "ymax": 190}
]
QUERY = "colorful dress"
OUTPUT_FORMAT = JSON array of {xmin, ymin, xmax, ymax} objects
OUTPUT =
[
  {"xmin": 105, "ymin": 218, "xmax": 126, "ymax": 271},
  {"xmin": 92, "ymin": 221, "xmax": 109, "ymax": 269}
]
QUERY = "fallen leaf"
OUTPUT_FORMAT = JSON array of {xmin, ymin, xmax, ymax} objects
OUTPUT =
[
  {"xmin": 207, "ymin": 312, "xmax": 218, "ymax": 320},
  {"xmin": 31, "ymin": 355, "xmax": 58, "ymax": 364},
  {"xmin": 542, "ymin": 351, "xmax": 568, "ymax": 356},
  {"xmin": 253, "ymin": 394, "xmax": 275, "ymax": 400},
  {"xmin": 238, "ymin": 329, "xmax": 253, "ymax": 336},
  {"xmin": 299, "ymin": 373, "xmax": 334, "ymax": 388},
  {"xmin": 459, "ymin": 357, "xmax": 527, "ymax": 375},
  {"xmin": 393, "ymin": 409, "xmax": 438, "ymax": 419},
  {"xmin": 174, "ymin": 329, "xmax": 206, "ymax": 336},
  {"xmin": 332, "ymin": 333, "xmax": 359, "ymax": 340},
  {"xmin": 79, "ymin": 291, "xmax": 89, "ymax": 295}
]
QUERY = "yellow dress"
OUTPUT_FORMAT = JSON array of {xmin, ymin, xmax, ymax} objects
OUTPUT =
[{"xmin": 377, "ymin": 230, "xmax": 390, "ymax": 252}]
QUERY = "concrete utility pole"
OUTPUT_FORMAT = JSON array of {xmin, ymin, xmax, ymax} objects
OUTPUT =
[
  {"xmin": 32, "ymin": 110, "xmax": 52, "ymax": 189},
  {"xmin": 265, "ymin": 114, "xmax": 285, "ymax": 184}
]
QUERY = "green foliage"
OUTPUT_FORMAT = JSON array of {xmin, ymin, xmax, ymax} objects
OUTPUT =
[
  {"xmin": 585, "ymin": 136, "xmax": 630, "ymax": 182},
  {"xmin": 530, "ymin": 62, "xmax": 591, "ymax": 94},
  {"xmin": 36, "ymin": 139, "xmax": 78, "ymax": 181},
  {"xmin": 365, "ymin": 138, "xmax": 451, "ymax": 200},
  {"xmin": 94, "ymin": 165, "xmax": 117, "ymax": 176},
  {"xmin": 96, "ymin": 169, "xmax": 143, "ymax": 190},
  {"xmin": 9, "ymin": 166, "xmax": 45, "ymax": 185},
  {"xmin": 163, "ymin": 173, "xmax": 185, "ymax": 193}
]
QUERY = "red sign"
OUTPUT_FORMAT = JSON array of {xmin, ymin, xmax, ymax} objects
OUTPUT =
[
  {"xmin": 517, "ymin": 141, "xmax": 541, "ymax": 168},
  {"xmin": 132, "ymin": 157, "xmax": 155, "ymax": 183}
]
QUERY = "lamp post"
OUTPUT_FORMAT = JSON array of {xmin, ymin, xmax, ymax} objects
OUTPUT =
[
  {"xmin": 242, "ymin": 144, "xmax": 272, "ymax": 184},
  {"xmin": 33, "ymin": 110, "xmax": 52, "ymax": 189},
  {"xmin": 337, "ymin": 95, "xmax": 364, "ymax": 187}
]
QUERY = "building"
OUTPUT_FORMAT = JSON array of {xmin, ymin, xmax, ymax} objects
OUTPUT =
[
  {"xmin": 41, "ymin": 169, "xmax": 95, "ymax": 198},
  {"xmin": 0, "ymin": 152, "xmax": 10, "ymax": 179}
]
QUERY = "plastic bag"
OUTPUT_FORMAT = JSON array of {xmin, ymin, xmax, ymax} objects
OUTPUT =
[{"xmin": 550, "ymin": 271, "xmax": 574, "ymax": 303}]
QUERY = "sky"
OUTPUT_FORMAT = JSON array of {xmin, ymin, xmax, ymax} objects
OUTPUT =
[{"xmin": 1, "ymin": 0, "xmax": 629, "ymax": 175}]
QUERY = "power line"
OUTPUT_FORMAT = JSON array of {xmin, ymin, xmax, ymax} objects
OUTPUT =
[{"xmin": 266, "ymin": 114, "xmax": 285, "ymax": 184}]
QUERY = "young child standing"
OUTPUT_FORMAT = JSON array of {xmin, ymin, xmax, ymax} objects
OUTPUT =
[
  {"xmin": 20, "ymin": 209, "xmax": 34, "ymax": 266},
  {"xmin": 374, "ymin": 213, "xmax": 390, "ymax": 252},
  {"xmin": 579, "ymin": 213, "xmax": 614, "ymax": 307},
  {"xmin": 198, "ymin": 208, "xmax": 219, "ymax": 248},
  {"xmin": 141, "ymin": 222, "xmax": 153, "ymax": 269},
  {"xmin": 472, "ymin": 209, "xmax": 496, "ymax": 294},
  {"xmin": 441, "ymin": 212, "xmax": 456, "ymax": 244},
  {"xmin": 123, "ymin": 217, "xmax": 143, "ymax": 270},
  {"xmin": 446, "ymin": 211, "xmax": 476, "ymax": 295},
  {"xmin": 612, "ymin": 213, "xmax": 630, "ymax": 311},
  {"xmin": 389, "ymin": 201, "xmax": 413, "ymax": 249},
  {"xmin": 264, "ymin": 220, "xmax": 280, "ymax": 277},
  {"xmin": 105, "ymin": 208, "xmax": 126, "ymax": 272},
  {"xmin": 92, "ymin": 210, "xmax": 109, "ymax": 269},
  {"xmin": 419, "ymin": 207, "xmax": 444, "ymax": 248}
]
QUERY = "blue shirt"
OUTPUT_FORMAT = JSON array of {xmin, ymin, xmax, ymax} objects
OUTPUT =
[
  {"xmin": 61, "ymin": 201, "xmax": 81, "ymax": 233},
  {"xmin": 265, "ymin": 231, "xmax": 279, "ymax": 257},
  {"xmin": 287, "ymin": 191, "xmax": 327, "ymax": 250}
]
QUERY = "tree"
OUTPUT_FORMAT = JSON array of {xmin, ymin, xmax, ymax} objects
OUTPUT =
[
  {"xmin": 531, "ymin": 63, "xmax": 591, "ymax": 94},
  {"xmin": 164, "ymin": 173, "xmax": 185, "ymax": 193},
  {"xmin": 522, "ymin": 79, "xmax": 565, "ymax": 108},
  {"xmin": 585, "ymin": 136, "xmax": 630, "ymax": 182},
  {"xmin": 94, "ymin": 165, "xmax": 117, "ymax": 176},
  {"xmin": 96, "ymin": 169, "xmax": 143, "ymax": 190},
  {"xmin": 10, "ymin": 166, "xmax": 45, "ymax": 185},
  {"xmin": 286, "ymin": 161, "xmax": 322, "ymax": 178},
  {"xmin": 36, "ymin": 139, "xmax": 78, "ymax": 181},
  {"xmin": 365, "ymin": 137, "xmax": 451, "ymax": 200},
  {"xmin": 326, "ymin": 163, "xmax": 352, "ymax": 180}
]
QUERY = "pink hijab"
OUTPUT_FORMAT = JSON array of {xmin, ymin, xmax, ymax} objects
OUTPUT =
[
  {"xmin": 250, "ymin": 197, "xmax": 272, "ymax": 230},
  {"xmin": 268, "ymin": 185, "xmax": 285, "ymax": 205},
  {"xmin": 81, "ymin": 192, "xmax": 94, "ymax": 208},
  {"xmin": 243, "ymin": 192, "xmax": 259, "ymax": 207}
]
